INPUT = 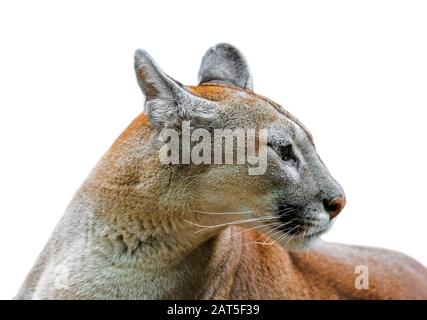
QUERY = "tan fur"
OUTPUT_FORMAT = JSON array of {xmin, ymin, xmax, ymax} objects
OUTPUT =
[
  {"xmin": 218, "ymin": 227, "xmax": 427, "ymax": 299},
  {"xmin": 16, "ymin": 79, "xmax": 427, "ymax": 299}
]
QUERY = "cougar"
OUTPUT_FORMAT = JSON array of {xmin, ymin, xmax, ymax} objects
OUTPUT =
[{"xmin": 16, "ymin": 43, "xmax": 427, "ymax": 299}]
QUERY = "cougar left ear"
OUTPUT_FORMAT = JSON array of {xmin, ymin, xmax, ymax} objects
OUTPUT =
[
  {"xmin": 134, "ymin": 49, "xmax": 215, "ymax": 129},
  {"xmin": 198, "ymin": 43, "xmax": 253, "ymax": 90}
]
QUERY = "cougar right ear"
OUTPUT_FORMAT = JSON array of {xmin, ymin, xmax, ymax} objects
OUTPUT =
[
  {"xmin": 198, "ymin": 43, "xmax": 253, "ymax": 90},
  {"xmin": 134, "ymin": 49, "xmax": 216, "ymax": 129}
]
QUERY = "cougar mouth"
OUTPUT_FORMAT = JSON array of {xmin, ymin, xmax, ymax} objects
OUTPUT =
[
  {"xmin": 304, "ymin": 226, "xmax": 329, "ymax": 238},
  {"xmin": 274, "ymin": 204, "xmax": 330, "ymax": 243},
  {"xmin": 276, "ymin": 204, "xmax": 304, "ymax": 234}
]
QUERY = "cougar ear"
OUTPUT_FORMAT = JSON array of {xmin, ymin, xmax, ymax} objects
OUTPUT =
[
  {"xmin": 134, "ymin": 49, "xmax": 215, "ymax": 129},
  {"xmin": 198, "ymin": 43, "xmax": 253, "ymax": 90}
]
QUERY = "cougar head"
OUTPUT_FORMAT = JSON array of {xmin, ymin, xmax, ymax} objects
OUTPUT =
[{"xmin": 123, "ymin": 43, "xmax": 345, "ymax": 249}]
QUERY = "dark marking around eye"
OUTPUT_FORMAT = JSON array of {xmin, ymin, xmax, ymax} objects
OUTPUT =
[
  {"xmin": 268, "ymin": 143, "xmax": 299, "ymax": 164},
  {"xmin": 279, "ymin": 145, "xmax": 293, "ymax": 161}
]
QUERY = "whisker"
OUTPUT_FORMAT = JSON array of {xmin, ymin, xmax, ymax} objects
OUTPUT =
[
  {"xmin": 194, "ymin": 205, "xmax": 298, "ymax": 217},
  {"xmin": 301, "ymin": 225, "xmax": 308, "ymax": 241},
  {"xmin": 251, "ymin": 222, "xmax": 282, "ymax": 243},
  {"xmin": 269, "ymin": 223, "xmax": 298, "ymax": 246},
  {"xmin": 194, "ymin": 210, "xmax": 254, "ymax": 215},
  {"xmin": 262, "ymin": 224, "xmax": 300, "ymax": 247},
  {"xmin": 283, "ymin": 226, "xmax": 300, "ymax": 246},
  {"xmin": 259, "ymin": 224, "xmax": 287, "ymax": 246},
  {"xmin": 270, "ymin": 230, "xmax": 288, "ymax": 246},
  {"xmin": 305, "ymin": 226, "xmax": 313, "ymax": 262},
  {"xmin": 277, "ymin": 207, "xmax": 297, "ymax": 215},
  {"xmin": 184, "ymin": 216, "xmax": 277, "ymax": 233},
  {"xmin": 252, "ymin": 219, "xmax": 298, "ymax": 246},
  {"xmin": 259, "ymin": 218, "xmax": 298, "ymax": 243},
  {"xmin": 224, "ymin": 222, "xmax": 278, "ymax": 240}
]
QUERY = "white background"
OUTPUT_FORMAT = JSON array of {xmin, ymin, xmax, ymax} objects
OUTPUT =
[{"xmin": 1, "ymin": 1, "xmax": 426, "ymax": 299}]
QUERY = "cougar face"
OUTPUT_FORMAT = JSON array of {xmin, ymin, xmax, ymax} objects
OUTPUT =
[{"xmin": 132, "ymin": 43, "xmax": 345, "ymax": 250}]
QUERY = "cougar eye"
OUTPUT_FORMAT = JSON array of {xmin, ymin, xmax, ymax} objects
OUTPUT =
[
  {"xmin": 279, "ymin": 144, "xmax": 294, "ymax": 162},
  {"xmin": 268, "ymin": 142, "xmax": 298, "ymax": 164}
]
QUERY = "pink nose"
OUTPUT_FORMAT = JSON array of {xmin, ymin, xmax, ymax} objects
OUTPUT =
[{"xmin": 323, "ymin": 197, "xmax": 346, "ymax": 220}]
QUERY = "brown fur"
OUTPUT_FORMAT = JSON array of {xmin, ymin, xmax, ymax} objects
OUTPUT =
[
  {"xmin": 195, "ymin": 226, "xmax": 427, "ymax": 299},
  {"xmin": 98, "ymin": 83, "xmax": 427, "ymax": 299},
  {"xmin": 16, "ymin": 72, "xmax": 427, "ymax": 299}
]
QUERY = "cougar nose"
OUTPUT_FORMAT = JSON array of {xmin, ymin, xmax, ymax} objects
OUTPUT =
[{"xmin": 323, "ymin": 197, "xmax": 346, "ymax": 220}]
